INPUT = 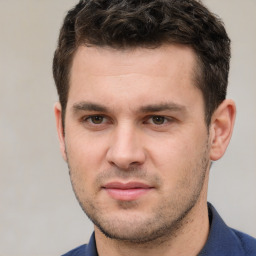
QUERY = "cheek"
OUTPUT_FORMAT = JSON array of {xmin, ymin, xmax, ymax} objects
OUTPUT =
[
  {"xmin": 149, "ymin": 135, "xmax": 193, "ymax": 167},
  {"xmin": 66, "ymin": 130, "xmax": 108, "ymax": 166},
  {"xmin": 148, "ymin": 132, "xmax": 207, "ymax": 181},
  {"xmin": 64, "ymin": 134, "xmax": 109, "ymax": 195}
]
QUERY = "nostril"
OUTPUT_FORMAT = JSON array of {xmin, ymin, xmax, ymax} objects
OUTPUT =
[{"xmin": 106, "ymin": 149, "xmax": 146, "ymax": 170}]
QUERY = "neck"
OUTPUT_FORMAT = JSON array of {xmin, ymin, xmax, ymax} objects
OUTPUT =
[{"xmin": 95, "ymin": 174, "xmax": 210, "ymax": 256}]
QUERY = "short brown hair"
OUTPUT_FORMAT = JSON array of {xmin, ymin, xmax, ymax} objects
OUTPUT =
[{"xmin": 53, "ymin": 0, "xmax": 231, "ymax": 127}]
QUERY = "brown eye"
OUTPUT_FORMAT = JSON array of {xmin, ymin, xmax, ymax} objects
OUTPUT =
[
  {"xmin": 90, "ymin": 116, "xmax": 104, "ymax": 124},
  {"xmin": 152, "ymin": 116, "xmax": 166, "ymax": 125}
]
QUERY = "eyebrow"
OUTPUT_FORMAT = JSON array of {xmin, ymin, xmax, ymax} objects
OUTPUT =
[
  {"xmin": 72, "ymin": 101, "xmax": 187, "ymax": 114},
  {"xmin": 139, "ymin": 103, "xmax": 187, "ymax": 113},
  {"xmin": 72, "ymin": 102, "xmax": 108, "ymax": 113}
]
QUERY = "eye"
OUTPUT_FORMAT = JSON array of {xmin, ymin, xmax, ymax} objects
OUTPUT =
[
  {"xmin": 85, "ymin": 115, "xmax": 106, "ymax": 124},
  {"xmin": 150, "ymin": 116, "xmax": 167, "ymax": 125}
]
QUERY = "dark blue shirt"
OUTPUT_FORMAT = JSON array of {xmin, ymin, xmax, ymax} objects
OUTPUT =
[{"xmin": 62, "ymin": 203, "xmax": 256, "ymax": 256}]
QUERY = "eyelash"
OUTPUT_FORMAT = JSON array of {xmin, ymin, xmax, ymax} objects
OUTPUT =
[
  {"xmin": 82, "ymin": 115, "xmax": 109, "ymax": 125},
  {"xmin": 145, "ymin": 116, "xmax": 170, "ymax": 125}
]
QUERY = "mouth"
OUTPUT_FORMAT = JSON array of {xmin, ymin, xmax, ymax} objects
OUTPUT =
[{"xmin": 102, "ymin": 181, "xmax": 154, "ymax": 201}]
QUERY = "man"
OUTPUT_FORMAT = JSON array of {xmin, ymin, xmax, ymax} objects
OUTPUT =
[{"xmin": 52, "ymin": 0, "xmax": 256, "ymax": 255}]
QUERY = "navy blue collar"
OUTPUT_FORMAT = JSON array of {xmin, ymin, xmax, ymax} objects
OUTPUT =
[
  {"xmin": 85, "ymin": 234, "xmax": 98, "ymax": 256},
  {"xmin": 199, "ymin": 202, "xmax": 245, "ymax": 256}
]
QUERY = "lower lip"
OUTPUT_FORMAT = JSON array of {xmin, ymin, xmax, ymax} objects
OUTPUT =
[{"xmin": 104, "ymin": 188, "xmax": 152, "ymax": 201}]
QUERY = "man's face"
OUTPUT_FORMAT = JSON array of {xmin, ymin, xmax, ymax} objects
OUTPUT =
[{"xmin": 59, "ymin": 45, "xmax": 212, "ymax": 243}]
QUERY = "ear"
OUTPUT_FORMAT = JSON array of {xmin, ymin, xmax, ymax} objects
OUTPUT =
[
  {"xmin": 209, "ymin": 99, "xmax": 236, "ymax": 161},
  {"xmin": 54, "ymin": 102, "xmax": 67, "ymax": 162}
]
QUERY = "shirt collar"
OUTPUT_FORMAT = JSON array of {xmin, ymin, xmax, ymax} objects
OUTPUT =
[
  {"xmin": 198, "ymin": 202, "xmax": 244, "ymax": 256},
  {"xmin": 86, "ymin": 232, "xmax": 98, "ymax": 256}
]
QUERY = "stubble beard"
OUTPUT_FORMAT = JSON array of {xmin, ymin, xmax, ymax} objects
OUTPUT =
[{"xmin": 67, "ymin": 143, "xmax": 210, "ymax": 245}]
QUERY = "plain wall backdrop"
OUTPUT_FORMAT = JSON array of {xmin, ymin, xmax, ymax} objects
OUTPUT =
[{"xmin": 0, "ymin": 1, "xmax": 255, "ymax": 255}]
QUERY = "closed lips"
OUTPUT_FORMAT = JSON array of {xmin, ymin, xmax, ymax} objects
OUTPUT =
[{"xmin": 103, "ymin": 182, "xmax": 153, "ymax": 190}]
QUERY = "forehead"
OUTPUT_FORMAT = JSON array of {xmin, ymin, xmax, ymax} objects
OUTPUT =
[
  {"xmin": 70, "ymin": 44, "xmax": 197, "ymax": 78},
  {"xmin": 68, "ymin": 44, "xmax": 202, "ymax": 113}
]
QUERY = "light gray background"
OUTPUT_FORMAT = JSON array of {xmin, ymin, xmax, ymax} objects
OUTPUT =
[{"xmin": 0, "ymin": 1, "xmax": 255, "ymax": 255}]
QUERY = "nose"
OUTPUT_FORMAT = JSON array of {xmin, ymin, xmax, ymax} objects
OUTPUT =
[{"xmin": 106, "ymin": 125, "xmax": 146, "ymax": 169}]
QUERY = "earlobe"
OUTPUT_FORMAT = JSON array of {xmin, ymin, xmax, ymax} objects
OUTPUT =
[
  {"xmin": 209, "ymin": 99, "xmax": 236, "ymax": 161},
  {"xmin": 54, "ymin": 102, "xmax": 67, "ymax": 162}
]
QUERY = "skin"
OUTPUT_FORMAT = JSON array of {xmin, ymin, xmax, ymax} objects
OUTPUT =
[{"xmin": 55, "ymin": 44, "xmax": 236, "ymax": 256}]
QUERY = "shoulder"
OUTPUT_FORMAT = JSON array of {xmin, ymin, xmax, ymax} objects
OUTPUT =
[
  {"xmin": 61, "ymin": 244, "xmax": 87, "ymax": 256},
  {"xmin": 231, "ymin": 228, "xmax": 256, "ymax": 256}
]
